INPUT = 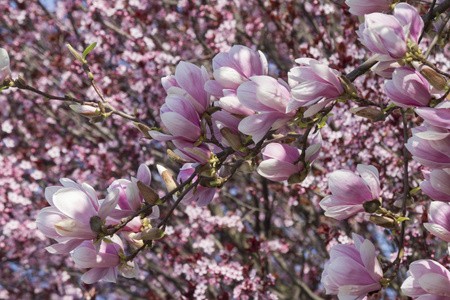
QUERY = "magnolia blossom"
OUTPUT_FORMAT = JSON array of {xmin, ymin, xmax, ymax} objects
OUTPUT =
[
  {"xmin": 172, "ymin": 139, "xmax": 212, "ymax": 164},
  {"xmin": 319, "ymin": 164, "xmax": 381, "ymax": 220},
  {"xmin": 423, "ymin": 201, "xmax": 450, "ymax": 242},
  {"xmin": 384, "ymin": 67, "xmax": 432, "ymax": 108},
  {"xmin": 287, "ymin": 58, "xmax": 344, "ymax": 113},
  {"xmin": 71, "ymin": 235, "xmax": 139, "ymax": 284},
  {"xmin": 393, "ymin": 3, "xmax": 424, "ymax": 44},
  {"xmin": 149, "ymin": 95, "xmax": 202, "ymax": 143},
  {"xmin": 372, "ymin": 60, "xmax": 402, "ymax": 79},
  {"xmin": 401, "ymin": 259, "xmax": 450, "ymax": 299},
  {"xmin": 321, "ymin": 233, "xmax": 383, "ymax": 299},
  {"xmin": 257, "ymin": 133, "xmax": 322, "ymax": 183},
  {"xmin": 421, "ymin": 169, "xmax": 450, "ymax": 202},
  {"xmin": 0, "ymin": 47, "xmax": 11, "ymax": 81},
  {"xmin": 36, "ymin": 179, "xmax": 119, "ymax": 254},
  {"xmin": 162, "ymin": 61, "xmax": 211, "ymax": 115},
  {"xmin": 345, "ymin": 0, "xmax": 392, "ymax": 16},
  {"xmin": 204, "ymin": 45, "xmax": 268, "ymax": 97},
  {"xmin": 237, "ymin": 76, "xmax": 295, "ymax": 143}
]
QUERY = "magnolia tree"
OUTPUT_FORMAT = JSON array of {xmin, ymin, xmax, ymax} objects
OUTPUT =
[{"xmin": 1, "ymin": 0, "xmax": 450, "ymax": 299}]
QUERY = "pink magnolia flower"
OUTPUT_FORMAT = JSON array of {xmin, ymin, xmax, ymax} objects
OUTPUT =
[
  {"xmin": 172, "ymin": 139, "xmax": 212, "ymax": 164},
  {"xmin": 401, "ymin": 259, "xmax": 450, "ymax": 299},
  {"xmin": 162, "ymin": 61, "xmax": 211, "ymax": 115},
  {"xmin": 384, "ymin": 67, "xmax": 432, "ymax": 108},
  {"xmin": 177, "ymin": 163, "xmax": 216, "ymax": 207},
  {"xmin": 257, "ymin": 133, "xmax": 322, "ymax": 182},
  {"xmin": 204, "ymin": 45, "xmax": 268, "ymax": 97},
  {"xmin": 319, "ymin": 164, "xmax": 381, "ymax": 220},
  {"xmin": 424, "ymin": 201, "xmax": 450, "ymax": 242},
  {"xmin": 345, "ymin": 0, "xmax": 392, "ymax": 16},
  {"xmin": 71, "ymin": 235, "xmax": 139, "ymax": 284},
  {"xmin": 321, "ymin": 233, "xmax": 383, "ymax": 299},
  {"xmin": 149, "ymin": 94, "xmax": 202, "ymax": 142},
  {"xmin": 393, "ymin": 3, "xmax": 424, "ymax": 44},
  {"xmin": 287, "ymin": 58, "xmax": 344, "ymax": 113},
  {"xmin": 406, "ymin": 124, "xmax": 450, "ymax": 169},
  {"xmin": 36, "ymin": 179, "xmax": 119, "ymax": 254},
  {"xmin": 415, "ymin": 101, "xmax": 450, "ymax": 130},
  {"xmin": 0, "ymin": 48, "xmax": 11, "ymax": 81},
  {"xmin": 371, "ymin": 60, "xmax": 402, "ymax": 79},
  {"xmin": 421, "ymin": 169, "xmax": 450, "ymax": 202},
  {"xmin": 357, "ymin": 12, "xmax": 407, "ymax": 60},
  {"xmin": 237, "ymin": 76, "xmax": 295, "ymax": 143}
]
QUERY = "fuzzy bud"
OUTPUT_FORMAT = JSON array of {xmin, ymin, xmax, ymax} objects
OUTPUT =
[
  {"xmin": 132, "ymin": 122, "xmax": 152, "ymax": 139},
  {"xmin": 136, "ymin": 181, "xmax": 160, "ymax": 205},
  {"xmin": 220, "ymin": 127, "xmax": 243, "ymax": 151},
  {"xmin": 70, "ymin": 104, "xmax": 102, "ymax": 119},
  {"xmin": 363, "ymin": 199, "xmax": 382, "ymax": 213},
  {"xmin": 129, "ymin": 227, "xmax": 165, "ymax": 241},
  {"xmin": 66, "ymin": 44, "xmax": 86, "ymax": 64},
  {"xmin": 420, "ymin": 68, "xmax": 447, "ymax": 91},
  {"xmin": 157, "ymin": 165, "xmax": 178, "ymax": 192},
  {"xmin": 370, "ymin": 215, "xmax": 397, "ymax": 229},
  {"xmin": 350, "ymin": 107, "xmax": 385, "ymax": 122}
]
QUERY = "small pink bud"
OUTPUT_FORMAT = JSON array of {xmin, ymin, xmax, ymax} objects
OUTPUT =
[{"xmin": 70, "ymin": 104, "xmax": 102, "ymax": 118}]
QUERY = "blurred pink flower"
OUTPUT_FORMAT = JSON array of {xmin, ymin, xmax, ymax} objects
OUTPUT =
[
  {"xmin": 287, "ymin": 58, "xmax": 344, "ymax": 112},
  {"xmin": 237, "ymin": 75, "xmax": 295, "ymax": 143},
  {"xmin": 71, "ymin": 235, "xmax": 139, "ymax": 284},
  {"xmin": 384, "ymin": 67, "xmax": 432, "ymax": 108},
  {"xmin": 204, "ymin": 45, "xmax": 268, "ymax": 97},
  {"xmin": 401, "ymin": 259, "xmax": 450, "ymax": 299},
  {"xmin": 424, "ymin": 201, "xmax": 450, "ymax": 242},
  {"xmin": 257, "ymin": 133, "xmax": 322, "ymax": 182},
  {"xmin": 36, "ymin": 179, "xmax": 119, "ymax": 254},
  {"xmin": 319, "ymin": 164, "xmax": 381, "ymax": 220},
  {"xmin": 162, "ymin": 61, "xmax": 211, "ymax": 115},
  {"xmin": 321, "ymin": 233, "xmax": 383, "ymax": 299},
  {"xmin": 421, "ymin": 169, "xmax": 450, "ymax": 202},
  {"xmin": 345, "ymin": 0, "xmax": 392, "ymax": 16}
]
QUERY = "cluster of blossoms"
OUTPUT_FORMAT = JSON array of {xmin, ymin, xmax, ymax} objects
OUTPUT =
[{"xmin": 1, "ymin": 0, "xmax": 449, "ymax": 298}]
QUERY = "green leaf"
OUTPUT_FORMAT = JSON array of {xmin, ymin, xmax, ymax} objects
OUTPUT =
[
  {"xmin": 0, "ymin": 86, "xmax": 8, "ymax": 92},
  {"xmin": 397, "ymin": 217, "xmax": 410, "ymax": 223},
  {"xmin": 83, "ymin": 42, "xmax": 97, "ymax": 59},
  {"xmin": 410, "ymin": 186, "xmax": 421, "ymax": 195}
]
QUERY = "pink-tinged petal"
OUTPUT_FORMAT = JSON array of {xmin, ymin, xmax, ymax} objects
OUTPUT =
[
  {"xmin": 172, "ymin": 140, "xmax": 211, "ymax": 164},
  {"xmin": 53, "ymin": 188, "xmax": 97, "ymax": 224},
  {"xmin": 102, "ymin": 267, "xmax": 119, "ymax": 283},
  {"xmin": 409, "ymin": 260, "xmax": 450, "ymax": 281},
  {"xmin": 212, "ymin": 52, "xmax": 232, "ymax": 69},
  {"xmin": 415, "ymin": 106, "xmax": 450, "ymax": 130},
  {"xmin": 166, "ymin": 86, "xmax": 206, "ymax": 115},
  {"xmin": 148, "ymin": 131, "xmax": 180, "ymax": 141},
  {"xmin": 257, "ymin": 159, "xmax": 299, "ymax": 182},
  {"xmin": 246, "ymin": 76, "xmax": 291, "ymax": 112},
  {"xmin": 418, "ymin": 273, "xmax": 450, "ymax": 297},
  {"xmin": 303, "ymin": 99, "xmax": 332, "ymax": 117},
  {"xmin": 238, "ymin": 113, "xmax": 282, "ymax": 143},
  {"xmin": 161, "ymin": 74, "xmax": 179, "ymax": 91},
  {"xmin": 261, "ymin": 143, "xmax": 300, "ymax": 163},
  {"xmin": 229, "ymin": 45, "xmax": 264, "ymax": 78},
  {"xmin": 401, "ymin": 276, "xmax": 425, "ymax": 297},
  {"xmin": 175, "ymin": 61, "xmax": 208, "ymax": 111},
  {"xmin": 321, "ymin": 202, "xmax": 365, "ymax": 220},
  {"xmin": 137, "ymin": 164, "xmax": 151, "ymax": 186},
  {"xmin": 149, "ymin": 206, "xmax": 160, "ymax": 219},
  {"xmin": 359, "ymin": 240, "xmax": 383, "ymax": 281},
  {"xmin": 72, "ymin": 244, "xmax": 120, "ymax": 268},
  {"xmin": 59, "ymin": 178, "xmax": 80, "ymax": 189},
  {"xmin": 357, "ymin": 164, "xmax": 381, "ymax": 199},
  {"xmin": 121, "ymin": 261, "xmax": 140, "ymax": 279},
  {"xmin": 164, "ymin": 95, "xmax": 200, "ymax": 124},
  {"xmin": 81, "ymin": 182, "xmax": 99, "ymax": 210},
  {"xmin": 430, "ymin": 170, "xmax": 450, "ymax": 196},
  {"xmin": 421, "ymin": 181, "xmax": 450, "ymax": 202},
  {"xmin": 290, "ymin": 81, "xmax": 330, "ymax": 104},
  {"xmin": 204, "ymin": 80, "xmax": 225, "ymax": 97},
  {"xmin": 345, "ymin": 0, "xmax": 391, "ymax": 16},
  {"xmin": 327, "ymin": 256, "xmax": 378, "ymax": 286},
  {"xmin": 213, "ymin": 66, "xmax": 246, "ymax": 90},
  {"xmin": 196, "ymin": 188, "xmax": 216, "ymax": 207},
  {"xmin": 328, "ymin": 170, "xmax": 373, "ymax": 203},
  {"xmin": 81, "ymin": 268, "xmax": 110, "ymax": 284},
  {"xmin": 329, "ymin": 244, "xmax": 363, "ymax": 263},
  {"xmin": 45, "ymin": 239, "xmax": 83, "ymax": 254},
  {"xmin": 125, "ymin": 178, "xmax": 141, "ymax": 212},
  {"xmin": 428, "ymin": 202, "xmax": 450, "ymax": 230},
  {"xmin": 237, "ymin": 80, "xmax": 276, "ymax": 112},
  {"xmin": 393, "ymin": 3, "xmax": 424, "ymax": 43},
  {"xmin": 54, "ymin": 219, "xmax": 96, "ymax": 239},
  {"xmin": 219, "ymin": 95, "xmax": 255, "ymax": 115},
  {"xmin": 98, "ymin": 188, "xmax": 120, "ymax": 220},
  {"xmin": 338, "ymin": 282, "xmax": 381, "ymax": 298},
  {"xmin": 44, "ymin": 186, "xmax": 63, "ymax": 206},
  {"xmin": 309, "ymin": 60, "xmax": 344, "ymax": 93},
  {"xmin": 36, "ymin": 207, "xmax": 67, "ymax": 239},
  {"xmin": 160, "ymin": 111, "xmax": 201, "ymax": 142},
  {"xmin": 423, "ymin": 223, "xmax": 450, "ymax": 242}
]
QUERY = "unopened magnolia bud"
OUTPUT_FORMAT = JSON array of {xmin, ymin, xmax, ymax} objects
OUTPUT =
[
  {"xmin": 157, "ymin": 165, "xmax": 178, "ymax": 192},
  {"xmin": 14, "ymin": 75, "xmax": 27, "ymax": 88},
  {"xmin": 136, "ymin": 181, "xmax": 160, "ymax": 205},
  {"xmin": 370, "ymin": 215, "xmax": 397, "ymax": 229},
  {"xmin": 90, "ymin": 216, "xmax": 103, "ymax": 233},
  {"xmin": 70, "ymin": 104, "xmax": 102, "ymax": 119},
  {"xmin": 167, "ymin": 149, "xmax": 189, "ymax": 164},
  {"xmin": 363, "ymin": 199, "xmax": 381, "ymax": 213},
  {"xmin": 350, "ymin": 107, "xmax": 385, "ymax": 122},
  {"xmin": 220, "ymin": 127, "xmax": 243, "ymax": 151},
  {"xmin": 420, "ymin": 68, "xmax": 447, "ymax": 91},
  {"xmin": 66, "ymin": 44, "xmax": 86, "ymax": 64},
  {"xmin": 132, "ymin": 122, "xmax": 152, "ymax": 139},
  {"xmin": 129, "ymin": 227, "xmax": 165, "ymax": 241},
  {"xmin": 0, "ymin": 48, "xmax": 11, "ymax": 82}
]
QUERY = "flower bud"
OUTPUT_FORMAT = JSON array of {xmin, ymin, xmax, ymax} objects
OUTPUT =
[
  {"xmin": 89, "ymin": 216, "xmax": 103, "ymax": 233},
  {"xmin": 132, "ymin": 122, "xmax": 152, "ymax": 139},
  {"xmin": 157, "ymin": 165, "xmax": 178, "ymax": 192},
  {"xmin": 219, "ymin": 127, "xmax": 243, "ymax": 151},
  {"xmin": 350, "ymin": 107, "xmax": 385, "ymax": 122},
  {"xmin": 420, "ymin": 68, "xmax": 447, "ymax": 91},
  {"xmin": 70, "ymin": 104, "xmax": 102, "ymax": 119},
  {"xmin": 369, "ymin": 215, "xmax": 397, "ymax": 229},
  {"xmin": 66, "ymin": 44, "xmax": 86, "ymax": 64},
  {"xmin": 362, "ymin": 199, "xmax": 382, "ymax": 213},
  {"xmin": 136, "ymin": 181, "xmax": 160, "ymax": 205},
  {"xmin": 129, "ymin": 227, "xmax": 165, "ymax": 241}
]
